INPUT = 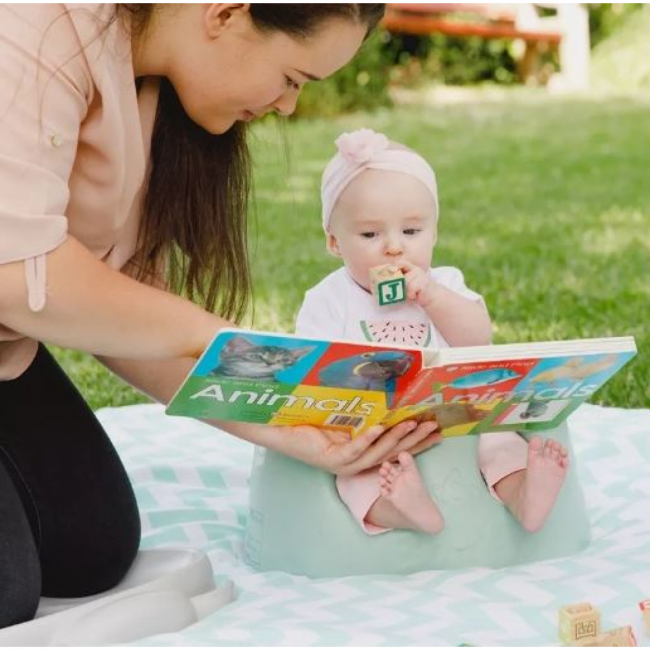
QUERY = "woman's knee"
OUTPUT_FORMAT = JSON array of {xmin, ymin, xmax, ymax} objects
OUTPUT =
[
  {"xmin": 0, "ymin": 542, "xmax": 41, "ymax": 629},
  {"xmin": 41, "ymin": 502, "xmax": 141, "ymax": 597}
]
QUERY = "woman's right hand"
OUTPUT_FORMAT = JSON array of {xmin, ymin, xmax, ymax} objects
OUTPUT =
[{"xmin": 278, "ymin": 419, "xmax": 442, "ymax": 476}]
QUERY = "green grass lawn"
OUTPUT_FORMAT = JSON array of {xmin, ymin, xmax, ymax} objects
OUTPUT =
[{"xmin": 52, "ymin": 88, "xmax": 650, "ymax": 410}]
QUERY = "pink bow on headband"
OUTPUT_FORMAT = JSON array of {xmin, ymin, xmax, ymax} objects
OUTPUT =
[{"xmin": 335, "ymin": 128, "xmax": 389, "ymax": 165}]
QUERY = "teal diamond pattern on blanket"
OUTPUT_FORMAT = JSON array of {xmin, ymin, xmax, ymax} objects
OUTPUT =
[{"xmin": 95, "ymin": 403, "xmax": 650, "ymax": 646}]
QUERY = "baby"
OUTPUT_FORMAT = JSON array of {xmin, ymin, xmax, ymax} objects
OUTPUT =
[{"xmin": 296, "ymin": 128, "xmax": 569, "ymax": 536}]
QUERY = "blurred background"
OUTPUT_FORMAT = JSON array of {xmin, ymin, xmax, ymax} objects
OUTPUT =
[{"xmin": 56, "ymin": 3, "xmax": 649, "ymax": 410}]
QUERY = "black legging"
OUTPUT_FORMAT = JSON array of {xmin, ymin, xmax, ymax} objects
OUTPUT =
[{"xmin": 0, "ymin": 345, "xmax": 140, "ymax": 628}]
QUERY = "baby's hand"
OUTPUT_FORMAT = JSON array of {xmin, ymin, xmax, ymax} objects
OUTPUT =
[{"xmin": 398, "ymin": 261, "xmax": 440, "ymax": 308}]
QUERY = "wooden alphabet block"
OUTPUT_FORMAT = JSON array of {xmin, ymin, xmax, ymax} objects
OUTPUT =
[
  {"xmin": 639, "ymin": 599, "xmax": 650, "ymax": 635},
  {"xmin": 572, "ymin": 625, "xmax": 637, "ymax": 647},
  {"xmin": 370, "ymin": 264, "xmax": 406, "ymax": 306},
  {"xmin": 559, "ymin": 602, "xmax": 601, "ymax": 645}
]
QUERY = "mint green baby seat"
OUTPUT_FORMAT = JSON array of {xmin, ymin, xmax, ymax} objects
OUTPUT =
[{"xmin": 244, "ymin": 423, "xmax": 591, "ymax": 577}]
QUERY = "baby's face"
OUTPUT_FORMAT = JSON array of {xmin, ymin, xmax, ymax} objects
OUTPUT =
[{"xmin": 327, "ymin": 169, "xmax": 437, "ymax": 292}]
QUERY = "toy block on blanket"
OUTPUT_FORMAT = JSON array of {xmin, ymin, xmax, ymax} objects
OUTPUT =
[
  {"xmin": 559, "ymin": 603, "xmax": 601, "ymax": 645},
  {"xmin": 571, "ymin": 625, "xmax": 637, "ymax": 647},
  {"xmin": 640, "ymin": 600, "xmax": 650, "ymax": 635},
  {"xmin": 370, "ymin": 264, "xmax": 406, "ymax": 306}
]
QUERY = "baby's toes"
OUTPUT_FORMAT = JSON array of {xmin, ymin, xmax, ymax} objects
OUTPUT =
[{"xmin": 379, "ymin": 462, "xmax": 392, "ymax": 478}]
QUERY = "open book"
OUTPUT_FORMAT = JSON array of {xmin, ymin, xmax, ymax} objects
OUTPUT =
[{"xmin": 166, "ymin": 329, "xmax": 636, "ymax": 437}]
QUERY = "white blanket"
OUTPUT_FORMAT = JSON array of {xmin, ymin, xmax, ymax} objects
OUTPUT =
[{"xmin": 97, "ymin": 403, "xmax": 650, "ymax": 646}]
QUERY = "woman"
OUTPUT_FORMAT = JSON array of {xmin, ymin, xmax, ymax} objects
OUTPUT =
[{"xmin": 0, "ymin": 4, "xmax": 440, "ymax": 626}]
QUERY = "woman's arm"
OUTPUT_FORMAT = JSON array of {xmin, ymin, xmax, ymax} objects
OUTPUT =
[
  {"xmin": 0, "ymin": 236, "xmax": 226, "ymax": 361},
  {"xmin": 97, "ymin": 354, "xmax": 442, "ymax": 475}
]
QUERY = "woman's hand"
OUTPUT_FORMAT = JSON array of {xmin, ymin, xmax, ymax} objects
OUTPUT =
[{"xmin": 278, "ymin": 419, "xmax": 442, "ymax": 476}]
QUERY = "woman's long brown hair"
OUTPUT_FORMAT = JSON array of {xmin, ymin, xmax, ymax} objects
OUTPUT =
[{"xmin": 116, "ymin": 4, "xmax": 385, "ymax": 322}]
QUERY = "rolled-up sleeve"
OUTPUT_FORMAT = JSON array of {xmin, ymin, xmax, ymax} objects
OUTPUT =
[{"xmin": 0, "ymin": 5, "xmax": 90, "ymax": 311}]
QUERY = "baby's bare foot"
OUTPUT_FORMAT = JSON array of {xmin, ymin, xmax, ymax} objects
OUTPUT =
[
  {"xmin": 515, "ymin": 437, "xmax": 569, "ymax": 532},
  {"xmin": 378, "ymin": 451, "xmax": 444, "ymax": 534}
]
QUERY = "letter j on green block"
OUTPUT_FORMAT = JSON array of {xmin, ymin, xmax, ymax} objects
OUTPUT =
[{"xmin": 378, "ymin": 278, "xmax": 406, "ymax": 306}]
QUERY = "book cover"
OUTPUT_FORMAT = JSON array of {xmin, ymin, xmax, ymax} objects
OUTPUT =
[{"xmin": 165, "ymin": 329, "xmax": 636, "ymax": 437}]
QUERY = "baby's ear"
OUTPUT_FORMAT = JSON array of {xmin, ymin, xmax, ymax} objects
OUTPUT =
[{"xmin": 326, "ymin": 232, "xmax": 342, "ymax": 258}]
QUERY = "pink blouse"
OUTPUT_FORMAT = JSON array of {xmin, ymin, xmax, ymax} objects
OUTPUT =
[{"xmin": 0, "ymin": 4, "xmax": 159, "ymax": 379}]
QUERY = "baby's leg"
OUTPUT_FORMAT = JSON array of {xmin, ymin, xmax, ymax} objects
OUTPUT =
[
  {"xmin": 478, "ymin": 432, "xmax": 569, "ymax": 532},
  {"xmin": 336, "ymin": 467, "xmax": 390, "ymax": 535},
  {"xmin": 336, "ymin": 454, "xmax": 444, "ymax": 535},
  {"xmin": 371, "ymin": 452, "xmax": 444, "ymax": 534}
]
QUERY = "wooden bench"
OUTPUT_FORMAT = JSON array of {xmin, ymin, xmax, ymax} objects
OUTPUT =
[{"xmin": 382, "ymin": 3, "xmax": 590, "ymax": 89}]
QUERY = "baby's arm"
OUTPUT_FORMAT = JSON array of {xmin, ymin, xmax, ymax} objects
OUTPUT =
[
  {"xmin": 422, "ymin": 282, "xmax": 491, "ymax": 347},
  {"xmin": 399, "ymin": 262, "xmax": 492, "ymax": 347}
]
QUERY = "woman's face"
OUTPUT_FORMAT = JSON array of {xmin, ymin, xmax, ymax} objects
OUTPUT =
[{"xmin": 165, "ymin": 5, "xmax": 368, "ymax": 134}]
